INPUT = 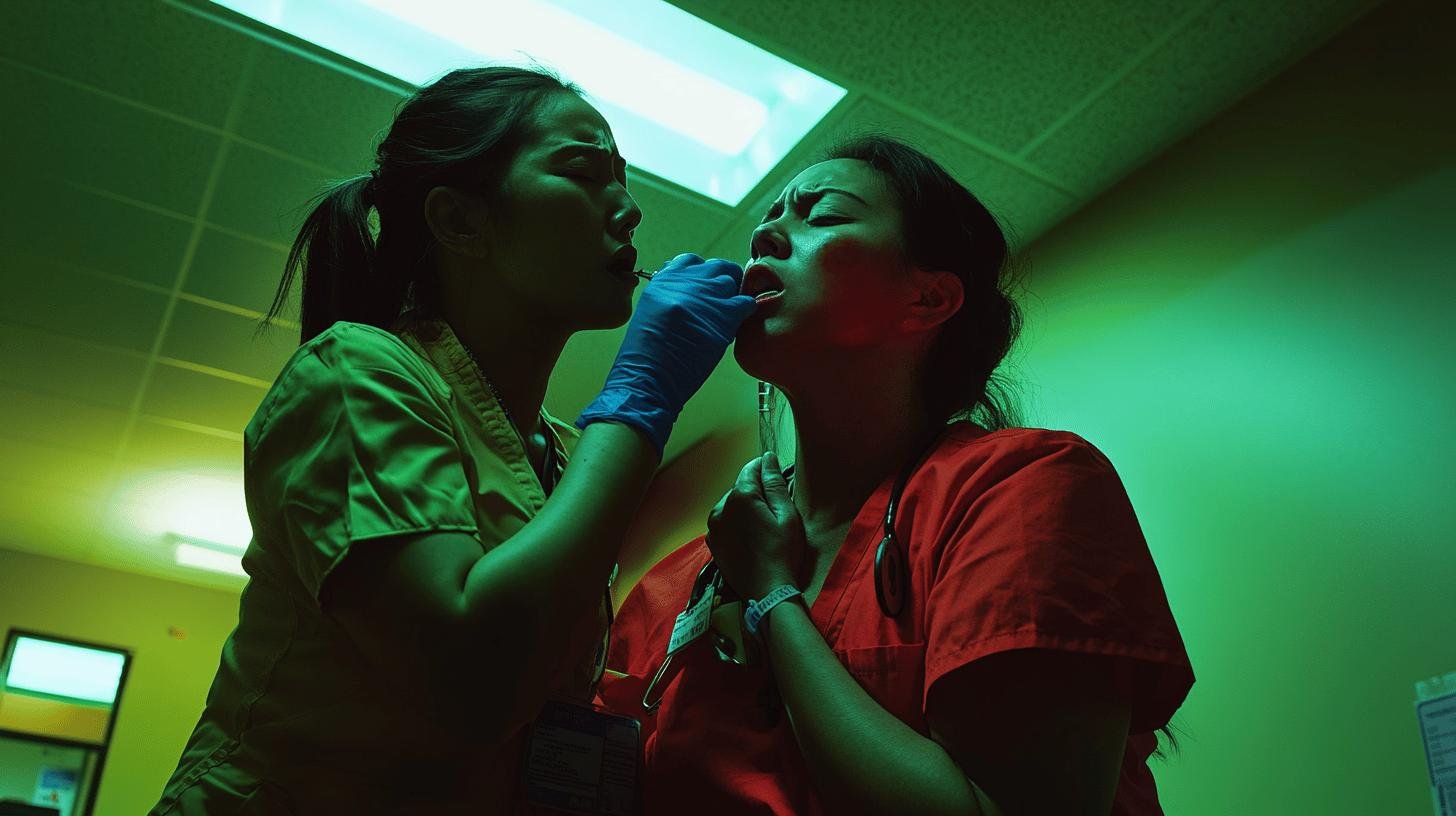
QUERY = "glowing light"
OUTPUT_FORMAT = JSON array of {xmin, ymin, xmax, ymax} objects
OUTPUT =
[
  {"xmin": 198, "ymin": 0, "xmax": 845, "ymax": 205},
  {"xmin": 112, "ymin": 469, "xmax": 251, "ymax": 552},
  {"xmin": 4, "ymin": 636, "xmax": 126, "ymax": 705},
  {"xmin": 173, "ymin": 540, "xmax": 248, "ymax": 578}
]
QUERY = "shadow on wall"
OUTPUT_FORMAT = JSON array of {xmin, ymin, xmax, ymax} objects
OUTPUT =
[{"xmin": 616, "ymin": 422, "xmax": 760, "ymax": 602}]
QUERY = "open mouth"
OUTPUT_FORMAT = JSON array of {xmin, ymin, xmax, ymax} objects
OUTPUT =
[
  {"xmin": 608, "ymin": 246, "xmax": 639, "ymax": 280},
  {"xmin": 741, "ymin": 262, "xmax": 785, "ymax": 303}
]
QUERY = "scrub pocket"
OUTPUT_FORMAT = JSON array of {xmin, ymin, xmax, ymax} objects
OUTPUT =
[{"xmin": 837, "ymin": 642, "xmax": 929, "ymax": 734}]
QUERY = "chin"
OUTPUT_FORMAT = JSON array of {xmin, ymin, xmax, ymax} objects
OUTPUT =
[
  {"xmin": 732, "ymin": 325, "xmax": 783, "ymax": 382},
  {"xmin": 573, "ymin": 291, "xmax": 634, "ymax": 331}
]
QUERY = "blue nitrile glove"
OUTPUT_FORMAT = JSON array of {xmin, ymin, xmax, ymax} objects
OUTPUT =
[{"xmin": 576, "ymin": 254, "xmax": 758, "ymax": 455}]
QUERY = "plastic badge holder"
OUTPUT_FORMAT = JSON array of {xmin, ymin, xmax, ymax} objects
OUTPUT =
[{"xmin": 1416, "ymin": 671, "xmax": 1456, "ymax": 816}]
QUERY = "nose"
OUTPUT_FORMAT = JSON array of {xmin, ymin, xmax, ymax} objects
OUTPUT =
[
  {"xmin": 612, "ymin": 191, "xmax": 643, "ymax": 243},
  {"xmin": 749, "ymin": 221, "xmax": 787, "ymax": 262}
]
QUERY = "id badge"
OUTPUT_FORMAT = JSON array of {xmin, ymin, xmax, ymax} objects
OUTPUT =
[{"xmin": 522, "ymin": 700, "xmax": 641, "ymax": 815}]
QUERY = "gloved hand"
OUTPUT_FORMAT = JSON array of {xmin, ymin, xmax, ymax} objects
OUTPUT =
[{"xmin": 576, "ymin": 254, "xmax": 757, "ymax": 455}]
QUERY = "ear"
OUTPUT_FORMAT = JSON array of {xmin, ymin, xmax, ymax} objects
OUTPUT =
[
  {"xmin": 901, "ymin": 268, "xmax": 964, "ymax": 333},
  {"xmin": 423, "ymin": 185, "xmax": 491, "ymax": 258}
]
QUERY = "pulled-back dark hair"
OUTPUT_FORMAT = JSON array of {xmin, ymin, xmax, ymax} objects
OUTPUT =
[
  {"xmin": 266, "ymin": 66, "xmax": 580, "ymax": 343},
  {"xmin": 834, "ymin": 134, "xmax": 1023, "ymax": 430}
]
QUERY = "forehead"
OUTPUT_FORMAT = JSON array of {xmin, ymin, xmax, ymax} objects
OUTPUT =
[
  {"xmin": 778, "ymin": 158, "xmax": 887, "ymax": 203},
  {"xmin": 524, "ymin": 92, "xmax": 618, "ymax": 154}
]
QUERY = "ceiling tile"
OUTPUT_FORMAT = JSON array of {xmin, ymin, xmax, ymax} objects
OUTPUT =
[
  {"xmin": 0, "ymin": 386, "xmax": 130, "ymax": 456},
  {"xmin": 668, "ymin": 0, "xmax": 1200, "ymax": 156},
  {"xmin": 206, "ymin": 143, "xmax": 338, "ymax": 246},
  {"xmin": 0, "ymin": 264, "xmax": 167, "ymax": 353},
  {"xmin": 0, "ymin": 480, "xmax": 109, "ymax": 563},
  {"xmin": 830, "ymin": 97, "xmax": 1079, "ymax": 245},
  {"xmin": 232, "ymin": 44, "xmax": 406, "ymax": 173},
  {"xmin": 0, "ymin": 323, "xmax": 149, "ymax": 411},
  {"xmin": 137, "ymin": 364, "xmax": 267, "ymax": 435},
  {"xmin": 0, "ymin": 60, "xmax": 222, "ymax": 215},
  {"xmin": 0, "ymin": 436, "xmax": 114, "ymax": 494},
  {"xmin": 0, "ymin": 0, "xmax": 254, "ymax": 127},
  {"xmin": 0, "ymin": 172, "xmax": 193, "ymax": 289},
  {"xmin": 160, "ymin": 299, "xmax": 296, "ymax": 383},
  {"xmin": 120, "ymin": 418, "xmax": 244, "ymax": 475},
  {"xmin": 1026, "ymin": 0, "xmax": 1374, "ymax": 196},
  {"xmin": 184, "ymin": 227, "xmax": 290, "ymax": 315}
]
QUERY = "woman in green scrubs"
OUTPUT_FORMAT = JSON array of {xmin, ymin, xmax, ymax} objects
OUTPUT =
[{"xmin": 151, "ymin": 66, "xmax": 756, "ymax": 813}]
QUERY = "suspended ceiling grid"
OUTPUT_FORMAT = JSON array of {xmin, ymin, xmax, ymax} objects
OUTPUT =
[{"xmin": 0, "ymin": 0, "xmax": 1373, "ymax": 589}]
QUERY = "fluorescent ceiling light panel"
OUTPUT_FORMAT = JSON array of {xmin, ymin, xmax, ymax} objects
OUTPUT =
[
  {"xmin": 174, "ymin": 539, "xmax": 249, "ymax": 577},
  {"xmin": 5, "ymin": 636, "xmax": 126, "ymax": 705},
  {"xmin": 113, "ymin": 470, "xmax": 253, "ymax": 555},
  {"xmin": 203, "ymin": 0, "xmax": 845, "ymax": 205}
]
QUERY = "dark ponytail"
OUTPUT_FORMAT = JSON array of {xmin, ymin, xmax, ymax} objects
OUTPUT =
[{"xmin": 266, "ymin": 66, "xmax": 579, "ymax": 344}]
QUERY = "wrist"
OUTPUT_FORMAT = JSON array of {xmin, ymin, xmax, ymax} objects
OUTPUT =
[
  {"xmin": 745, "ymin": 572, "xmax": 799, "ymax": 602},
  {"xmin": 745, "ymin": 584, "xmax": 803, "ymax": 640},
  {"xmin": 575, "ymin": 386, "xmax": 677, "ymax": 455},
  {"xmin": 755, "ymin": 593, "xmax": 806, "ymax": 646}
]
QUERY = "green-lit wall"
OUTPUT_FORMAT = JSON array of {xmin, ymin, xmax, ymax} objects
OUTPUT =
[
  {"xmin": 1017, "ymin": 1, "xmax": 1454, "ymax": 813},
  {"xmin": 0, "ymin": 549, "xmax": 238, "ymax": 815}
]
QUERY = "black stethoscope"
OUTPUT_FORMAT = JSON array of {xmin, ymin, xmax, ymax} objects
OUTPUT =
[
  {"xmin": 794, "ymin": 424, "xmax": 945, "ymax": 619},
  {"xmin": 732, "ymin": 425, "xmax": 948, "ymax": 619}
]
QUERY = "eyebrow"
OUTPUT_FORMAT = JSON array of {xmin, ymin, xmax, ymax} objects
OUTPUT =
[
  {"xmin": 806, "ymin": 186, "xmax": 868, "ymax": 206},
  {"xmin": 552, "ymin": 143, "xmax": 628, "ymax": 175},
  {"xmin": 761, "ymin": 185, "xmax": 867, "ymax": 221}
]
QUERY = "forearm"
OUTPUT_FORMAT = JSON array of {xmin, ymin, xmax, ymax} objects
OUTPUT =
[
  {"xmin": 763, "ymin": 600, "xmax": 989, "ymax": 816},
  {"xmin": 460, "ymin": 422, "xmax": 657, "ymax": 664}
]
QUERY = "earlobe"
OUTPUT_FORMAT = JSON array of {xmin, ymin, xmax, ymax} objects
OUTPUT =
[{"xmin": 423, "ymin": 186, "xmax": 490, "ymax": 258}]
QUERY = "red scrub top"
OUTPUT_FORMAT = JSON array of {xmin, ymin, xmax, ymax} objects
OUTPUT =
[{"xmin": 599, "ymin": 426, "xmax": 1194, "ymax": 815}]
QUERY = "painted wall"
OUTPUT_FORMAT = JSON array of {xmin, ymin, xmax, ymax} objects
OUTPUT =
[
  {"xmin": 0, "ymin": 548, "xmax": 240, "ymax": 815},
  {"xmin": 1015, "ymin": 1, "xmax": 1454, "ymax": 813}
]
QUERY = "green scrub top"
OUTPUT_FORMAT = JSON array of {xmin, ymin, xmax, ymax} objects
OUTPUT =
[{"xmin": 152, "ymin": 319, "xmax": 610, "ymax": 814}]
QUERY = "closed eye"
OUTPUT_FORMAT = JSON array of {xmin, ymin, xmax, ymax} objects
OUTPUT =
[{"xmin": 564, "ymin": 166, "xmax": 608, "ymax": 184}]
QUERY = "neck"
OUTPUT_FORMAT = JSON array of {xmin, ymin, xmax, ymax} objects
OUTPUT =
[
  {"xmin": 781, "ymin": 350, "xmax": 934, "ymax": 534},
  {"xmin": 445, "ymin": 306, "xmax": 568, "ymax": 441}
]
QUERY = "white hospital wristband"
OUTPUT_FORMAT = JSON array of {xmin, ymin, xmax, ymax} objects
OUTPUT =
[{"xmin": 745, "ymin": 585, "xmax": 803, "ymax": 638}]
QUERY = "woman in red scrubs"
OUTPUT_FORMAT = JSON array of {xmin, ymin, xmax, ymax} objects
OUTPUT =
[{"xmin": 601, "ymin": 136, "xmax": 1194, "ymax": 815}]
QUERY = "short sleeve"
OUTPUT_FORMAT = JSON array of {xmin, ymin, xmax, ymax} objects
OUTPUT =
[
  {"xmin": 923, "ymin": 434, "xmax": 1193, "ymax": 733},
  {"xmin": 244, "ymin": 323, "xmax": 478, "ymax": 602}
]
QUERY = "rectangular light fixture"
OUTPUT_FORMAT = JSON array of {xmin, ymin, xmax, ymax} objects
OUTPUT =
[
  {"xmin": 4, "ymin": 636, "xmax": 126, "ymax": 705},
  {"xmin": 171, "ymin": 534, "xmax": 248, "ymax": 578},
  {"xmin": 197, "ymin": 0, "xmax": 845, "ymax": 205}
]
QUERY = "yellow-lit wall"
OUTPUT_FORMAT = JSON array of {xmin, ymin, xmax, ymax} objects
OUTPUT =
[
  {"xmin": 0, "ymin": 548, "xmax": 239, "ymax": 815},
  {"xmin": 1017, "ymin": 0, "xmax": 1454, "ymax": 812}
]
